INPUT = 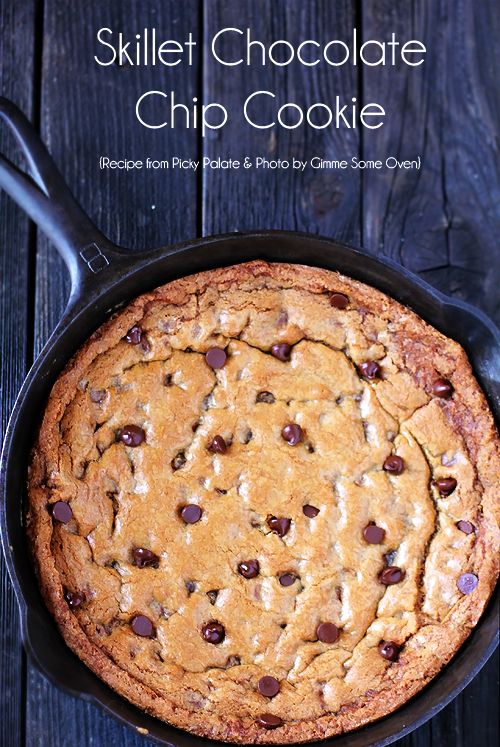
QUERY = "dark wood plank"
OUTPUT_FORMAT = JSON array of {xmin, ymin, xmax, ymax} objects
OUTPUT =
[
  {"xmin": 459, "ymin": 649, "xmax": 499, "ymax": 747},
  {"xmin": 361, "ymin": 0, "xmax": 500, "ymax": 322},
  {"xmin": 26, "ymin": 1, "xmax": 200, "ymax": 745},
  {"xmin": 25, "ymin": 676, "xmax": 154, "ymax": 747},
  {"xmin": 400, "ymin": 650, "xmax": 499, "ymax": 747},
  {"xmin": 0, "ymin": 1, "xmax": 39, "ymax": 746},
  {"xmin": 202, "ymin": 0, "xmax": 361, "ymax": 244}
]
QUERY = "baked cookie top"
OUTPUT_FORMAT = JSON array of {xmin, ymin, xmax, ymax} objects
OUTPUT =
[{"xmin": 28, "ymin": 261, "xmax": 499, "ymax": 744}]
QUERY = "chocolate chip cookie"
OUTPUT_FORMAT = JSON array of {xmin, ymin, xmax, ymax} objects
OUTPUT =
[{"xmin": 28, "ymin": 261, "xmax": 499, "ymax": 744}]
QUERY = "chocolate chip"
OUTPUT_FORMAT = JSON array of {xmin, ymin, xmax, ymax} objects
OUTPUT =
[
  {"xmin": 258, "ymin": 676, "xmax": 280, "ymax": 698},
  {"xmin": 380, "ymin": 566, "xmax": 405, "ymax": 585},
  {"xmin": 209, "ymin": 435, "xmax": 227, "ymax": 454},
  {"xmin": 457, "ymin": 573, "xmax": 478, "ymax": 594},
  {"xmin": 378, "ymin": 640, "xmax": 401, "ymax": 662},
  {"xmin": 363, "ymin": 524, "xmax": 386, "ymax": 544},
  {"xmin": 358, "ymin": 361, "xmax": 382, "ymax": 379},
  {"xmin": 90, "ymin": 388, "xmax": 107, "ymax": 403},
  {"xmin": 207, "ymin": 590, "xmax": 218, "ymax": 604},
  {"xmin": 140, "ymin": 337, "xmax": 150, "ymax": 353},
  {"xmin": 205, "ymin": 347, "xmax": 227, "ymax": 369},
  {"xmin": 281, "ymin": 423, "xmax": 303, "ymax": 445},
  {"xmin": 185, "ymin": 580, "xmax": 196, "ymax": 594},
  {"xmin": 117, "ymin": 424, "xmax": 146, "ymax": 447},
  {"xmin": 256, "ymin": 391, "xmax": 275, "ymax": 404},
  {"xmin": 51, "ymin": 501, "xmax": 73, "ymax": 524},
  {"xmin": 64, "ymin": 589, "xmax": 85, "ymax": 609},
  {"xmin": 164, "ymin": 373, "xmax": 173, "ymax": 386},
  {"xmin": 383, "ymin": 455, "xmax": 405, "ymax": 474},
  {"xmin": 456, "ymin": 520, "xmax": 475, "ymax": 535},
  {"xmin": 271, "ymin": 343, "xmax": 292, "ymax": 361},
  {"xmin": 201, "ymin": 620, "xmax": 225, "ymax": 644},
  {"xmin": 316, "ymin": 622, "xmax": 340, "ymax": 643},
  {"xmin": 238, "ymin": 559, "xmax": 260, "ymax": 579},
  {"xmin": 433, "ymin": 477, "xmax": 457, "ymax": 496},
  {"xmin": 330, "ymin": 292, "xmax": 349, "ymax": 309},
  {"xmin": 171, "ymin": 451, "xmax": 186, "ymax": 471},
  {"xmin": 432, "ymin": 378, "xmax": 454, "ymax": 399},
  {"xmin": 133, "ymin": 548, "xmax": 159, "ymax": 569},
  {"xmin": 125, "ymin": 325, "xmax": 142, "ymax": 344},
  {"xmin": 131, "ymin": 614, "xmax": 154, "ymax": 637},
  {"xmin": 279, "ymin": 573, "xmax": 296, "ymax": 587},
  {"xmin": 215, "ymin": 487, "xmax": 227, "ymax": 495},
  {"xmin": 180, "ymin": 504, "xmax": 202, "ymax": 524},
  {"xmin": 303, "ymin": 504, "xmax": 320, "ymax": 518},
  {"xmin": 258, "ymin": 714, "xmax": 283, "ymax": 729},
  {"xmin": 267, "ymin": 516, "xmax": 291, "ymax": 538}
]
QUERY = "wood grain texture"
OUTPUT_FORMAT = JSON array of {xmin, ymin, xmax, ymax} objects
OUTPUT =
[
  {"xmin": 398, "ymin": 651, "xmax": 499, "ymax": 747},
  {"xmin": 25, "ymin": 670, "xmax": 155, "ymax": 747},
  {"xmin": 361, "ymin": 0, "xmax": 500, "ymax": 322},
  {"xmin": 202, "ymin": 0, "xmax": 361, "ymax": 243},
  {"xmin": 0, "ymin": 1, "xmax": 39, "ymax": 745}
]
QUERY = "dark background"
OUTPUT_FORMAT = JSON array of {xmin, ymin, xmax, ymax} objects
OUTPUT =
[{"xmin": 0, "ymin": 1, "xmax": 498, "ymax": 745}]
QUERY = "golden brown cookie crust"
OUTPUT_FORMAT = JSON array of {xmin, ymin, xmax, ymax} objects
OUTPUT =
[{"xmin": 28, "ymin": 261, "xmax": 499, "ymax": 744}]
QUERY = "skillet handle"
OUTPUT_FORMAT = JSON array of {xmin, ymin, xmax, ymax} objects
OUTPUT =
[{"xmin": 0, "ymin": 97, "xmax": 125, "ymax": 299}]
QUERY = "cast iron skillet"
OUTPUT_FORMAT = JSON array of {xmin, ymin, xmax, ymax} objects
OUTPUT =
[{"xmin": 0, "ymin": 97, "xmax": 498, "ymax": 747}]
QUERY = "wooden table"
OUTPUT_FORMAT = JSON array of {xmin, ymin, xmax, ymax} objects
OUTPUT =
[{"xmin": 1, "ymin": 2, "xmax": 498, "ymax": 745}]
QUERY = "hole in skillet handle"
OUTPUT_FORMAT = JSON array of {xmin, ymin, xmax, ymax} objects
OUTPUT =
[{"xmin": 79, "ymin": 243, "xmax": 110, "ymax": 274}]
